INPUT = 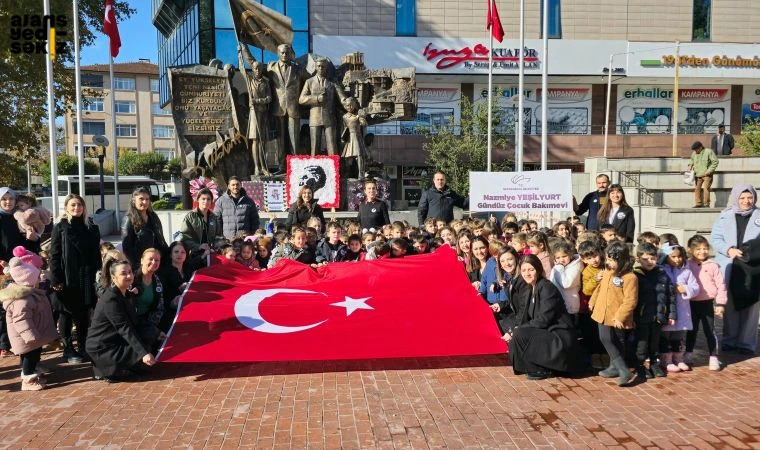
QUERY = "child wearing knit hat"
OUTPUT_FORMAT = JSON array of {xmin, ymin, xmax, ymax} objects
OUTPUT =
[{"xmin": 0, "ymin": 247, "xmax": 58, "ymax": 391}]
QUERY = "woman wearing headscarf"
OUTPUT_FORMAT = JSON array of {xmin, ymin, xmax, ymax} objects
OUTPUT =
[
  {"xmin": 710, "ymin": 184, "xmax": 760, "ymax": 355},
  {"xmin": 0, "ymin": 187, "xmax": 40, "ymax": 357}
]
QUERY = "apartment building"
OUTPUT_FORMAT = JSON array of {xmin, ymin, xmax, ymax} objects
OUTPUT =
[{"xmin": 63, "ymin": 61, "xmax": 179, "ymax": 160}]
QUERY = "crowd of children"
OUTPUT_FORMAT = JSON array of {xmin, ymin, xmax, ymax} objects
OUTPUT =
[{"xmin": 0, "ymin": 185, "xmax": 737, "ymax": 391}]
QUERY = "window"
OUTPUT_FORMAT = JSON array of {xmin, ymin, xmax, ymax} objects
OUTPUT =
[
  {"xmin": 82, "ymin": 74, "xmax": 103, "ymax": 88},
  {"xmin": 155, "ymin": 148, "xmax": 175, "ymax": 159},
  {"xmin": 541, "ymin": 0, "xmax": 562, "ymax": 39},
  {"xmin": 152, "ymin": 102, "xmax": 172, "ymax": 115},
  {"xmin": 113, "ymin": 77, "xmax": 135, "ymax": 90},
  {"xmin": 115, "ymin": 124, "xmax": 137, "ymax": 137},
  {"xmin": 73, "ymin": 121, "xmax": 106, "ymax": 135},
  {"xmin": 286, "ymin": 0, "xmax": 308, "ymax": 31},
  {"xmin": 153, "ymin": 125, "xmax": 175, "ymax": 138},
  {"xmin": 114, "ymin": 101, "xmax": 136, "ymax": 114},
  {"xmin": 396, "ymin": 0, "xmax": 416, "ymax": 36},
  {"xmin": 150, "ymin": 78, "xmax": 160, "ymax": 92},
  {"xmin": 121, "ymin": 147, "xmax": 138, "ymax": 153},
  {"xmin": 82, "ymin": 98, "xmax": 104, "ymax": 112},
  {"xmin": 692, "ymin": 0, "xmax": 711, "ymax": 41}
]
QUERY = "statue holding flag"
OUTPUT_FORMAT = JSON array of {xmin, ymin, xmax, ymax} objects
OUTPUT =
[{"xmin": 238, "ymin": 43, "xmax": 272, "ymax": 177}]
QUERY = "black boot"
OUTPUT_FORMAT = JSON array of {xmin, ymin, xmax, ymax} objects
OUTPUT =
[
  {"xmin": 636, "ymin": 363, "xmax": 652, "ymax": 380},
  {"xmin": 650, "ymin": 358, "xmax": 667, "ymax": 377},
  {"xmin": 62, "ymin": 338, "xmax": 84, "ymax": 364},
  {"xmin": 612, "ymin": 357, "xmax": 635, "ymax": 386}
]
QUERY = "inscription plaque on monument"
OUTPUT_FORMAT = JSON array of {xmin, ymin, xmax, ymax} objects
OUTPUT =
[{"xmin": 169, "ymin": 66, "xmax": 238, "ymax": 136}]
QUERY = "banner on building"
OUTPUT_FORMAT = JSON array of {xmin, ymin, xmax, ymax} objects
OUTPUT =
[
  {"xmin": 474, "ymin": 84, "xmax": 592, "ymax": 135},
  {"xmin": 742, "ymin": 86, "xmax": 760, "ymax": 125},
  {"xmin": 469, "ymin": 170, "xmax": 573, "ymax": 212},
  {"xmin": 616, "ymin": 85, "xmax": 731, "ymax": 135}
]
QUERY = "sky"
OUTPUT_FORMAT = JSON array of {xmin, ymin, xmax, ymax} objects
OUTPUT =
[{"xmin": 80, "ymin": 0, "xmax": 158, "ymax": 66}]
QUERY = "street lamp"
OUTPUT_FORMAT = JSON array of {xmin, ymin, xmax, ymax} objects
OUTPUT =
[{"xmin": 92, "ymin": 134, "xmax": 109, "ymax": 211}]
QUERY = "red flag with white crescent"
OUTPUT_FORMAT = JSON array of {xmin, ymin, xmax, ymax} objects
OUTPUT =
[
  {"xmin": 158, "ymin": 246, "xmax": 506, "ymax": 362},
  {"xmin": 486, "ymin": 0, "xmax": 505, "ymax": 43},
  {"xmin": 104, "ymin": 0, "xmax": 121, "ymax": 58}
]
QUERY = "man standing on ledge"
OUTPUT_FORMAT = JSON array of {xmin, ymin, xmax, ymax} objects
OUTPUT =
[
  {"xmin": 711, "ymin": 124, "xmax": 734, "ymax": 156},
  {"xmin": 418, "ymin": 171, "xmax": 468, "ymax": 226},
  {"xmin": 689, "ymin": 141, "xmax": 719, "ymax": 208},
  {"xmin": 573, "ymin": 173, "xmax": 609, "ymax": 231}
]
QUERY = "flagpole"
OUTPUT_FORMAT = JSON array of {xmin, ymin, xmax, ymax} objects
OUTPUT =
[
  {"xmin": 540, "ymin": 0, "xmax": 548, "ymax": 171},
  {"xmin": 44, "ymin": 0, "xmax": 59, "ymax": 218},
  {"xmin": 487, "ymin": 22, "xmax": 494, "ymax": 172},
  {"xmin": 110, "ymin": 52, "xmax": 120, "ymax": 227},
  {"xmin": 672, "ymin": 40, "xmax": 680, "ymax": 157},
  {"xmin": 73, "ymin": 0, "xmax": 85, "ymax": 196},
  {"xmin": 516, "ymin": 0, "xmax": 525, "ymax": 172}
]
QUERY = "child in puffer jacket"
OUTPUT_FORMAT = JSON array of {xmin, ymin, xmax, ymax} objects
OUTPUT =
[
  {"xmin": 684, "ymin": 235, "xmax": 728, "ymax": 371},
  {"xmin": 0, "ymin": 247, "xmax": 58, "ymax": 391},
  {"xmin": 660, "ymin": 245, "xmax": 700, "ymax": 373}
]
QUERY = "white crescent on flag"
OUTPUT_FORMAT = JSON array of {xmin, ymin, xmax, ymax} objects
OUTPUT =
[{"xmin": 235, "ymin": 288, "xmax": 328, "ymax": 334}]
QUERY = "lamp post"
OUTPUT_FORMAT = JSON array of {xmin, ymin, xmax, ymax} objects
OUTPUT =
[{"xmin": 92, "ymin": 134, "xmax": 109, "ymax": 211}]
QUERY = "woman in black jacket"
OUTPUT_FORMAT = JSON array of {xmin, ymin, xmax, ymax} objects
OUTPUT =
[
  {"xmin": 87, "ymin": 259, "xmax": 156, "ymax": 382},
  {"xmin": 285, "ymin": 186, "xmax": 325, "ymax": 232},
  {"xmin": 50, "ymin": 194, "xmax": 101, "ymax": 363},
  {"xmin": 596, "ymin": 184, "xmax": 635, "ymax": 242},
  {"xmin": 357, "ymin": 180, "xmax": 390, "ymax": 232},
  {"xmin": 500, "ymin": 254, "xmax": 579, "ymax": 380},
  {"xmin": 0, "ymin": 187, "xmax": 40, "ymax": 357},
  {"xmin": 157, "ymin": 241, "xmax": 197, "ymax": 332},
  {"xmin": 121, "ymin": 187, "xmax": 168, "ymax": 268}
]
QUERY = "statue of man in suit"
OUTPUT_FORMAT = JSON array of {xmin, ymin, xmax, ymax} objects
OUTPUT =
[
  {"xmin": 299, "ymin": 59, "xmax": 347, "ymax": 156},
  {"xmin": 267, "ymin": 44, "xmax": 305, "ymax": 173}
]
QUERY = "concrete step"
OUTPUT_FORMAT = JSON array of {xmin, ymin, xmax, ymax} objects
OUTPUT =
[
  {"xmin": 620, "ymin": 171, "xmax": 758, "ymax": 191},
  {"xmin": 656, "ymin": 207, "xmax": 722, "ymax": 230},
  {"xmin": 591, "ymin": 156, "xmax": 760, "ymax": 173},
  {"xmin": 628, "ymin": 187, "xmax": 760, "ymax": 208}
]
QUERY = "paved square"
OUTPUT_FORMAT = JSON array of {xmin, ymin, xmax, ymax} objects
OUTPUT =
[{"xmin": 1, "ymin": 338, "xmax": 759, "ymax": 449}]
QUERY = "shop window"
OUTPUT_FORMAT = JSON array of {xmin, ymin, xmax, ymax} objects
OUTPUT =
[
  {"xmin": 396, "ymin": 0, "xmax": 416, "ymax": 37},
  {"xmin": 540, "ymin": 0, "xmax": 561, "ymax": 39},
  {"xmin": 692, "ymin": 0, "xmax": 711, "ymax": 41}
]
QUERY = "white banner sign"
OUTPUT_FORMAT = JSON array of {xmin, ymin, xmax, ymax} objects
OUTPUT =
[{"xmin": 469, "ymin": 170, "xmax": 573, "ymax": 212}]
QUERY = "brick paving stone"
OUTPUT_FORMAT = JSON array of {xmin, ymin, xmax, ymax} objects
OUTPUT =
[{"xmin": 0, "ymin": 329, "xmax": 759, "ymax": 449}]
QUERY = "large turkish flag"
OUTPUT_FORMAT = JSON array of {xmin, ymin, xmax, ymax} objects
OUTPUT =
[{"xmin": 157, "ymin": 246, "xmax": 506, "ymax": 362}]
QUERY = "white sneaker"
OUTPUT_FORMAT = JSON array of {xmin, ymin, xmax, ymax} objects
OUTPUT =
[
  {"xmin": 709, "ymin": 356, "xmax": 722, "ymax": 371},
  {"xmin": 21, "ymin": 375, "xmax": 45, "ymax": 391},
  {"xmin": 677, "ymin": 362, "xmax": 691, "ymax": 371},
  {"xmin": 666, "ymin": 363, "xmax": 681, "ymax": 373}
]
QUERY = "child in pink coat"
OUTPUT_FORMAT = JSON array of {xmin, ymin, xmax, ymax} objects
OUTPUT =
[
  {"xmin": 685, "ymin": 235, "xmax": 728, "ymax": 371},
  {"xmin": 0, "ymin": 247, "xmax": 58, "ymax": 391}
]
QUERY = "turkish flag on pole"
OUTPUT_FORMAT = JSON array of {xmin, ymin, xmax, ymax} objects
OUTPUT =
[
  {"xmin": 104, "ymin": 0, "xmax": 121, "ymax": 58},
  {"xmin": 487, "ymin": 0, "xmax": 505, "ymax": 43},
  {"xmin": 158, "ymin": 246, "xmax": 506, "ymax": 362}
]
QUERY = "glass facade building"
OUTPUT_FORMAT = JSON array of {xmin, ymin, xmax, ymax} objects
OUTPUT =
[{"xmin": 152, "ymin": 0, "xmax": 310, "ymax": 106}]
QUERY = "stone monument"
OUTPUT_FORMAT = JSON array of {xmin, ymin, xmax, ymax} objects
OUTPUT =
[{"xmin": 170, "ymin": 0, "xmax": 418, "ymax": 196}]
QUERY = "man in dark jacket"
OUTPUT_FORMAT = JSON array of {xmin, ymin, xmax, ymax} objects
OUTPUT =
[
  {"xmin": 215, "ymin": 177, "xmax": 260, "ymax": 239},
  {"xmin": 711, "ymin": 124, "xmax": 734, "ymax": 156},
  {"xmin": 417, "ymin": 171, "xmax": 468, "ymax": 226},
  {"xmin": 573, "ymin": 174, "xmax": 609, "ymax": 231}
]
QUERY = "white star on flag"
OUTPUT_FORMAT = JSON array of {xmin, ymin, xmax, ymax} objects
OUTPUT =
[{"xmin": 330, "ymin": 296, "xmax": 373, "ymax": 316}]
